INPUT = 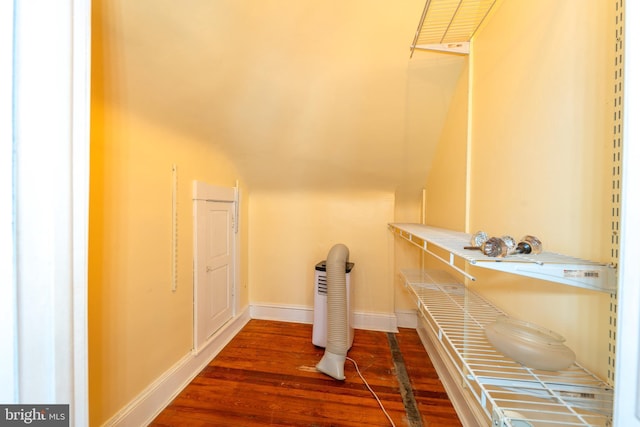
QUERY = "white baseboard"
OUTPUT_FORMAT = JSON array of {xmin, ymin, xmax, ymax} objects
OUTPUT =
[
  {"xmin": 249, "ymin": 303, "xmax": 314, "ymax": 324},
  {"xmin": 249, "ymin": 303, "xmax": 415, "ymax": 333},
  {"xmin": 102, "ymin": 308, "xmax": 251, "ymax": 427},
  {"xmin": 395, "ymin": 309, "xmax": 418, "ymax": 329},
  {"xmin": 353, "ymin": 311, "xmax": 398, "ymax": 333}
]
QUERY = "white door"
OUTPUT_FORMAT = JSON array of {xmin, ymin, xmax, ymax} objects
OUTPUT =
[{"xmin": 194, "ymin": 196, "xmax": 235, "ymax": 352}]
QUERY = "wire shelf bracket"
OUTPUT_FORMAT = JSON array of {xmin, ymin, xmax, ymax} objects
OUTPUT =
[{"xmin": 410, "ymin": 0, "xmax": 500, "ymax": 56}]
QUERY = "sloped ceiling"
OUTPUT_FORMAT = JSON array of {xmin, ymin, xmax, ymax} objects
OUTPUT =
[{"xmin": 92, "ymin": 0, "xmax": 466, "ymax": 192}]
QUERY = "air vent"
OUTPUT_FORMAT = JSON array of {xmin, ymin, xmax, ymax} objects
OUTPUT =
[{"xmin": 317, "ymin": 275, "xmax": 327, "ymax": 296}]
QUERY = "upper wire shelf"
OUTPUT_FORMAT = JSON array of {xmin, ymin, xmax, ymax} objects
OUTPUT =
[
  {"xmin": 410, "ymin": 0, "xmax": 500, "ymax": 56},
  {"xmin": 389, "ymin": 223, "xmax": 617, "ymax": 293}
]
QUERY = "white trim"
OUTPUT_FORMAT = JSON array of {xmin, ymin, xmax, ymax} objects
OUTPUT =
[
  {"xmin": 15, "ymin": 0, "xmax": 72, "ymax": 402},
  {"xmin": 71, "ymin": 0, "xmax": 91, "ymax": 424},
  {"xmin": 614, "ymin": 1, "xmax": 640, "ymax": 425},
  {"xmin": 102, "ymin": 309, "xmax": 250, "ymax": 427},
  {"xmin": 0, "ymin": 0, "xmax": 16, "ymax": 404},
  {"xmin": 10, "ymin": 2, "xmax": 90, "ymax": 422},
  {"xmin": 192, "ymin": 180, "xmax": 238, "ymax": 353},
  {"xmin": 249, "ymin": 303, "xmax": 314, "ymax": 324},
  {"xmin": 193, "ymin": 180, "xmax": 235, "ymax": 202},
  {"xmin": 395, "ymin": 310, "xmax": 418, "ymax": 329},
  {"xmin": 249, "ymin": 303, "xmax": 401, "ymax": 333},
  {"xmin": 353, "ymin": 311, "xmax": 399, "ymax": 333}
]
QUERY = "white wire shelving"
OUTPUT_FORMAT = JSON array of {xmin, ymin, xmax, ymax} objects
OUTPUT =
[
  {"xmin": 402, "ymin": 269, "xmax": 614, "ymax": 427},
  {"xmin": 389, "ymin": 223, "xmax": 617, "ymax": 293},
  {"xmin": 410, "ymin": 0, "xmax": 500, "ymax": 55}
]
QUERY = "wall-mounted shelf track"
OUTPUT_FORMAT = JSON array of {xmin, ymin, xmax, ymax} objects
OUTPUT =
[
  {"xmin": 389, "ymin": 223, "xmax": 617, "ymax": 293},
  {"xmin": 402, "ymin": 269, "xmax": 614, "ymax": 426}
]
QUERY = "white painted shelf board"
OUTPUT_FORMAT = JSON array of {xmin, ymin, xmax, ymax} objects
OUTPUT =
[
  {"xmin": 402, "ymin": 269, "xmax": 614, "ymax": 427},
  {"xmin": 390, "ymin": 223, "xmax": 617, "ymax": 293}
]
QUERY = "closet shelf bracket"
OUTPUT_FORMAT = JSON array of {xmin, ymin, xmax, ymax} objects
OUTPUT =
[{"xmin": 410, "ymin": 0, "xmax": 499, "ymax": 57}]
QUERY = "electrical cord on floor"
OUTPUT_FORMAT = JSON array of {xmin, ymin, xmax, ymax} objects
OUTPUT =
[{"xmin": 346, "ymin": 357, "xmax": 397, "ymax": 427}]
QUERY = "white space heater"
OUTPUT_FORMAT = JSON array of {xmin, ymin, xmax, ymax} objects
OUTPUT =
[{"xmin": 312, "ymin": 259, "xmax": 355, "ymax": 348}]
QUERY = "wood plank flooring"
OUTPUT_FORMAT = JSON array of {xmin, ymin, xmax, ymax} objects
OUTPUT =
[{"xmin": 151, "ymin": 320, "xmax": 462, "ymax": 427}]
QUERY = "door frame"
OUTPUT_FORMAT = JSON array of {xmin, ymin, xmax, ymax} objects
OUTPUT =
[
  {"xmin": 614, "ymin": 2, "xmax": 640, "ymax": 425},
  {"xmin": 192, "ymin": 181, "xmax": 238, "ymax": 353},
  {"xmin": 1, "ymin": 0, "xmax": 91, "ymax": 423}
]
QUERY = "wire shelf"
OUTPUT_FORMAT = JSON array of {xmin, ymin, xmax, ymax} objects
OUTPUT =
[
  {"xmin": 402, "ymin": 269, "xmax": 614, "ymax": 427},
  {"xmin": 389, "ymin": 223, "xmax": 617, "ymax": 292},
  {"xmin": 410, "ymin": 0, "xmax": 500, "ymax": 55}
]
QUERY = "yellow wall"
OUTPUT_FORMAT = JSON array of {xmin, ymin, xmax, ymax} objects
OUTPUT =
[
  {"xmin": 249, "ymin": 190, "xmax": 395, "ymax": 315},
  {"xmin": 89, "ymin": 0, "xmax": 428, "ymax": 424},
  {"xmin": 88, "ymin": 104, "xmax": 249, "ymax": 425},
  {"xmin": 423, "ymin": 0, "xmax": 615, "ymax": 379},
  {"xmin": 393, "ymin": 53, "xmax": 469, "ymax": 312},
  {"xmin": 424, "ymin": 60, "xmax": 469, "ymax": 232},
  {"xmin": 89, "ymin": 6, "xmax": 249, "ymax": 425}
]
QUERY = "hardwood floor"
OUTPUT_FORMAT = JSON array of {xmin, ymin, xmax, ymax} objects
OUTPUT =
[{"xmin": 151, "ymin": 320, "xmax": 461, "ymax": 427}]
